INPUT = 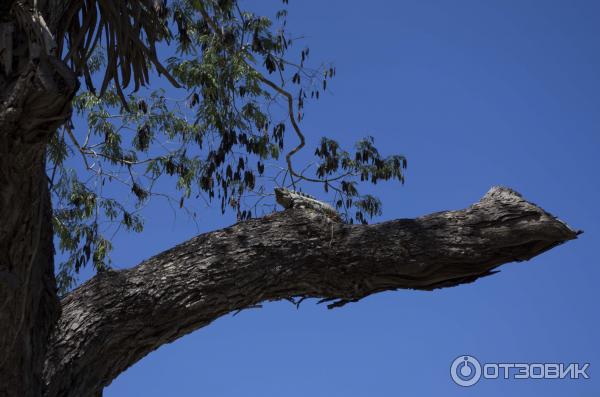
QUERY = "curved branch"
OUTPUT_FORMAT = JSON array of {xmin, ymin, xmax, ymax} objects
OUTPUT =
[
  {"xmin": 196, "ymin": 3, "xmax": 340, "ymax": 187},
  {"xmin": 42, "ymin": 187, "xmax": 580, "ymax": 397},
  {"xmin": 255, "ymin": 75, "xmax": 352, "ymax": 186}
]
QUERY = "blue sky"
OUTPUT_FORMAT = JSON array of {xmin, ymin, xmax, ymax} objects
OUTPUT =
[{"xmin": 72, "ymin": 0, "xmax": 600, "ymax": 395}]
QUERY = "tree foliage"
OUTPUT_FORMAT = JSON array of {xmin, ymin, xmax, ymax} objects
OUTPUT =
[{"xmin": 47, "ymin": 0, "xmax": 408, "ymax": 292}]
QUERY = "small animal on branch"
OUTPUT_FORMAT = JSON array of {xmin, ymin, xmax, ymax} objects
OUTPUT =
[{"xmin": 274, "ymin": 187, "xmax": 343, "ymax": 223}]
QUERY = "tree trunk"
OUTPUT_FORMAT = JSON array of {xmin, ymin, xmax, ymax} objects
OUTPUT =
[
  {"xmin": 0, "ymin": 6, "xmax": 581, "ymax": 397},
  {"xmin": 0, "ymin": 8, "xmax": 78, "ymax": 397},
  {"xmin": 41, "ymin": 187, "xmax": 579, "ymax": 397}
]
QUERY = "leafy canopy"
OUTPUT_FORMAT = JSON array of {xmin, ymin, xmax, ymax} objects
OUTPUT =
[{"xmin": 47, "ymin": 0, "xmax": 407, "ymax": 292}]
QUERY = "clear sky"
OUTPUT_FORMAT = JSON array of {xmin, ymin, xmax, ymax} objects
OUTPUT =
[{"xmin": 71, "ymin": 0, "xmax": 600, "ymax": 395}]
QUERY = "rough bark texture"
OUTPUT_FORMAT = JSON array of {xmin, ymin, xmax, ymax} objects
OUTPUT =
[
  {"xmin": 0, "ymin": 4, "xmax": 581, "ymax": 397},
  {"xmin": 41, "ymin": 187, "xmax": 579, "ymax": 397},
  {"xmin": 0, "ymin": 4, "xmax": 78, "ymax": 396}
]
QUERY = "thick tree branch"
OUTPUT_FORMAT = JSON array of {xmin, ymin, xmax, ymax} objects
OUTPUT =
[{"xmin": 42, "ymin": 187, "xmax": 579, "ymax": 397}]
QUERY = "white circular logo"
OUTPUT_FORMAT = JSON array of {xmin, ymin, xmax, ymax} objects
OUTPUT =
[{"xmin": 451, "ymin": 355, "xmax": 482, "ymax": 387}]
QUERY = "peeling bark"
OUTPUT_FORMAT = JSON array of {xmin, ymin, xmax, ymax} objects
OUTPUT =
[{"xmin": 42, "ymin": 187, "xmax": 579, "ymax": 397}]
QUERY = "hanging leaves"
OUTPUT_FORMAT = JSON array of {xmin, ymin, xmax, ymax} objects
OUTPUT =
[
  {"xmin": 54, "ymin": 0, "xmax": 181, "ymax": 103},
  {"xmin": 48, "ymin": 0, "xmax": 407, "ymax": 294}
]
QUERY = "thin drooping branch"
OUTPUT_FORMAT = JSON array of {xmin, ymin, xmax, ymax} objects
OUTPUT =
[
  {"xmin": 42, "ymin": 187, "xmax": 579, "ymax": 397},
  {"xmin": 196, "ymin": 3, "xmax": 335, "ymax": 187}
]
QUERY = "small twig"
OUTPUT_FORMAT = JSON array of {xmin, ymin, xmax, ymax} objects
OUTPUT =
[
  {"xmin": 65, "ymin": 124, "xmax": 91, "ymax": 170},
  {"xmin": 294, "ymin": 296, "xmax": 309, "ymax": 309},
  {"xmin": 196, "ymin": 4, "xmax": 349, "ymax": 189},
  {"xmin": 232, "ymin": 304, "xmax": 263, "ymax": 316},
  {"xmin": 326, "ymin": 298, "xmax": 359, "ymax": 310},
  {"xmin": 315, "ymin": 297, "xmax": 360, "ymax": 309}
]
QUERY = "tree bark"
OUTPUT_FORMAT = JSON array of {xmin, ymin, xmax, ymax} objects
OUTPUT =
[
  {"xmin": 42, "ymin": 186, "xmax": 579, "ymax": 397},
  {"xmin": 0, "ymin": 6, "xmax": 581, "ymax": 397},
  {"xmin": 0, "ymin": 8, "xmax": 78, "ymax": 397}
]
